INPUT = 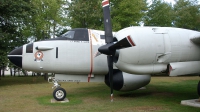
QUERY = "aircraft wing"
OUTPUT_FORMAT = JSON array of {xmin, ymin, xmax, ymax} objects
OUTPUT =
[{"xmin": 190, "ymin": 32, "xmax": 200, "ymax": 44}]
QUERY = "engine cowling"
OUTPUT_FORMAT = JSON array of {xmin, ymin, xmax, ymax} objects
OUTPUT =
[{"xmin": 105, "ymin": 69, "xmax": 151, "ymax": 91}]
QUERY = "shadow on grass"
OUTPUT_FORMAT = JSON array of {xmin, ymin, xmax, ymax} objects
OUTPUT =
[
  {"xmin": 118, "ymin": 91, "xmax": 152, "ymax": 98},
  {"xmin": 47, "ymin": 78, "xmax": 199, "ymax": 103},
  {"xmin": 37, "ymin": 95, "xmax": 82, "ymax": 106},
  {"xmin": 71, "ymin": 83, "xmax": 153, "ymax": 99},
  {"xmin": 0, "ymin": 76, "xmax": 47, "ymax": 87},
  {"xmin": 113, "ymin": 79, "xmax": 199, "ymax": 104}
]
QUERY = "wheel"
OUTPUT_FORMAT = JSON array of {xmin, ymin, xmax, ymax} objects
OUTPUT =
[
  {"xmin": 53, "ymin": 87, "xmax": 66, "ymax": 101},
  {"xmin": 198, "ymin": 81, "xmax": 200, "ymax": 97}
]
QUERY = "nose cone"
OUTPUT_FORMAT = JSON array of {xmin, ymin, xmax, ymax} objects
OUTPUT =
[{"xmin": 7, "ymin": 46, "xmax": 23, "ymax": 68}]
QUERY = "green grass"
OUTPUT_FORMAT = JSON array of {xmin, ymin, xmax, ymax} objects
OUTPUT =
[{"xmin": 0, "ymin": 76, "xmax": 199, "ymax": 112}]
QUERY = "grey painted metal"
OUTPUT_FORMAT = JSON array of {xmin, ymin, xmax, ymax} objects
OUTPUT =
[{"xmin": 120, "ymin": 73, "xmax": 150, "ymax": 91}]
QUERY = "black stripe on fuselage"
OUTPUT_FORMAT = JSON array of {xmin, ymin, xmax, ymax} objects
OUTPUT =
[
  {"xmin": 9, "ymin": 46, "xmax": 23, "ymax": 55},
  {"xmin": 56, "ymin": 47, "xmax": 58, "ymax": 58}
]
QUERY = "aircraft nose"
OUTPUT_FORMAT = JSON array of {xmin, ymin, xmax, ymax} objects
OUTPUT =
[{"xmin": 7, "ymin": 46, "xmax": 23, "ymax": 68}]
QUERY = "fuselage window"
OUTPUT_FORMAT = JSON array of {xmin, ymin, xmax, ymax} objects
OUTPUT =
[
  {"xmin": 48, "ymin": 28, "xmax": 89, "ymax": 41},
  {"xmin": 100, "ymin": 35, "xmax": 105, "ymax": 39},
  {"xmin": 74, "ymin": 29, "xmax": 89, "ymax": 41},
  {"xmin": 62, "ymin": 31, "xmax": 75, "ymax": 39}
]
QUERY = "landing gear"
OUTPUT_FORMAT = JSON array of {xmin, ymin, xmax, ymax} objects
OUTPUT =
[
  {"xmin": 48, "ymin": 77, "xmax": 67, "ymax": 101},
  {"xmin": 53, "ymin": 87, "xmax": 66, "ymax": 101}
]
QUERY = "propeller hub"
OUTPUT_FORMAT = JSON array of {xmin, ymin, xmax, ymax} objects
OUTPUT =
[{"xmin": 98, "ymin": 43, "xmax": 115, "ymax": 55}]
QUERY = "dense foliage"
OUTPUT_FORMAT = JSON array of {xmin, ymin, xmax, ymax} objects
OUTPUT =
[
  {"xmin": 0, "ymin": 0, "xmax": 32, "ymax": 74},
  {"xmin": 144, "ymin": 0, "xmax": 174, "ymax": 26},
  {"xmin": 0, "ymin": 0, "xmax": 68, "ymax": 76}
]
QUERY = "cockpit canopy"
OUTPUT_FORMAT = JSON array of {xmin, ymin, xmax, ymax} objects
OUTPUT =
[{"xmin": 50, "ymin": 28, "xmax": 89, "ymax": 41}]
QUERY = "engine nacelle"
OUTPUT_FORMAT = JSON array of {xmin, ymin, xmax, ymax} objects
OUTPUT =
[{"xmin": 105, "ymin": 69, "xmax": 151, "ymax": 91}]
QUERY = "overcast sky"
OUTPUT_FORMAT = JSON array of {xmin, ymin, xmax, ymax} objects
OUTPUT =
[
  {"xmin": 68, "ymin": 0, "xmax": 198, "ymax": 5},
  {"xmin": 147, "ymin": 0, "xmax": 175, "ymax": 4},
  {"xmin": 164, "ymin": 0, "xmax": 175, "ymax": 4},
  {"xmin": 164, "ymin": 0, "xmax": 200, "ymax": 4},
  {"xmin": 148, "ymin": 0, "xmax": 200, "ymax": 5}
]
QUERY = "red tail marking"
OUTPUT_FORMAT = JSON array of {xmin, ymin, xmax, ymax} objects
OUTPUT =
[{"xmin": 102, "ymin": 0, "xmax": 109, "ymax": 7}]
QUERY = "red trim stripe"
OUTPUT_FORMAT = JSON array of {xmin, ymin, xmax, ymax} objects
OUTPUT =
[
  {"xmin": 127, "ymin": 35, "xmax": 135, "ymax": 46},
  {"xmin": 88, "ymin": 30, "xmax": 93, "ymax": 82},
  {"xmin": 102, "ymin": 0, "xmax": 109, "ymax": 7}
]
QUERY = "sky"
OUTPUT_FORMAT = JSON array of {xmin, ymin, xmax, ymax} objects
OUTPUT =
[
  {"xmin": 147, "ymin": 0, "xmax": 176, "ymax": 4},
  {"xmin": 164, "ymin": 0, "xmax": 200, "ymax": 4},
  {"xmin": 164, "ymin": 0, "xmax": 175, "ymax": 4},
  {"xmin": 68, "ymin": 0, "xmax": 176, "ymax": 4},
  {"xmin": 68, "ymin": 0, "xmax": 199, "ymax": 5},
  {"xmin": 68, "ymin": 0, "xmax": 175, "ymax": 3}
]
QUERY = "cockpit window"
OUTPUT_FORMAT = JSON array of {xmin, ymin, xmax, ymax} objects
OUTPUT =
[
  {"xmin": 61, "ymin": 31, "xmax": 75, "ymax": 39},
  {"xmin": 26, "ymin": 43, "xmax": 33, "ymax": 53},
  {"xmin": 100, "ymin": 35, "xmax": 105, "ymax": 39},
  {"xmin": 45, "ymin": 28, "xmax": 89, "ymax": 41}
]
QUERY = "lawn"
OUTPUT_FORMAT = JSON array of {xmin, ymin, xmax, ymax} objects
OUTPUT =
[{"xmin": 0, "ymin": 76, "xmax": 199, "ymax": 112}]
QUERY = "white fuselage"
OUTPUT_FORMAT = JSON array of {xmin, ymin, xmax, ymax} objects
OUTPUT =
[
  {"xmin": 8, "ymin": 27, "xmax": 200, "ymax": 91},
  {"xmin": 22, "ymin": 29, "xmax": 109, "ymax": 75},
  {"xmin": 16, "ymin": 27, "xmax": 200, "ymax": 76}
]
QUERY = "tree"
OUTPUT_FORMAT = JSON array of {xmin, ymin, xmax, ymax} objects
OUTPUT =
[
  {"xmin": 0, "ymin": 0, "xmax": 68, "ymax": 76},
  {"xmin": 23, "ymin": 0, "xmax": 69, "ymax": 40},
  {"xmin": 67, "ymin": 0, "xmax": 103, "ymax": 30},
  {"xmin": 68, "ymin": 0, "xmax": 147, "ymax": 31},
  {"xmin": 173, "ymin": 0, "xmax": 200, "ymax": 30},
  {"xmin": 111, "ymin": 0, "xmax": 148, "ymax": 31},
  {"xmin": 144, "ymin": 0, "xmax": 174, "ymax": 26},
  {"xmin": 0, "ymin": 0, "xmax": 32, "ymax": 76}
]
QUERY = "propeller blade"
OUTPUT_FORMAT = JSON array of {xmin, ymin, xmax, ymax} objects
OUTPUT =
[
  {"xmin": 98, "ymin": 35, "xmax": 135, "ymax": 56},
  {"xmin": 102, "ymin": 0, "xmax": 114, "ymax": 102},
  {"xmin": 109, "ymin": 35, "xmax": 136, "ymax": 50},
  {"xmin": 101, "ymin": 0, "xmax": 136, "ymax": 102},
  {"xmin": 102, "ymin": 0, "xmax": 113, "ymax": 43},
  {"xmin": 107, "ymin": 55, "xmax": 114, "ymax": 102}
]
